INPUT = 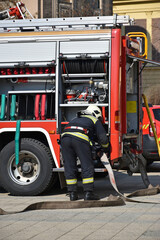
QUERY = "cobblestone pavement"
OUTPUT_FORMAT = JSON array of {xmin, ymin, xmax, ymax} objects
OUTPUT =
[{"xmin": 0, "ymin": 163, "xmax": 160, "ymax": 240}]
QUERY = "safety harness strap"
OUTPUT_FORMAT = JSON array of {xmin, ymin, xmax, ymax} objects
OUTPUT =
[{"xmin": 65, "ymin": 126, "xmax": 88, "ymax": 134}]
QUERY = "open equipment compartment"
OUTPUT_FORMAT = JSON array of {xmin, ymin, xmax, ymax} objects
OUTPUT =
[{"xmin": 57, "ymin": 32, "xmax": 111, "ymax": 136}]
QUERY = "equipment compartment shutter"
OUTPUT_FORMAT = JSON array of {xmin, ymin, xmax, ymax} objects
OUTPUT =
[
  {"xmin": 60, "ymin": 40, "xmax": 110, "ymax": 57},
  {"xmin": 0, "ymin": 41, "xmax": 56, "ymax": 62}
]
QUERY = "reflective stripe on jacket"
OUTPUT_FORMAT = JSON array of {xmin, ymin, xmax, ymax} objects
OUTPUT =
[{"xmin": 61, "ymin": 132, "xmax": 89, "ymax": 143}]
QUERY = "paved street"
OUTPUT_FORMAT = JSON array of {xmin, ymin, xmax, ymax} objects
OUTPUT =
[{"xmin": 0, "ymin": 163, "xmax": 160, "ymax": 240}]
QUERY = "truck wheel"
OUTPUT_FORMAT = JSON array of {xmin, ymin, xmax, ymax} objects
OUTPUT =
[
  {"xmin": 128, "ymin": 154, "xmax": 147, "ymax": 173},
  {"xmin": 0, "ymin": 138, "xmax": 57, "ymax": 196}
]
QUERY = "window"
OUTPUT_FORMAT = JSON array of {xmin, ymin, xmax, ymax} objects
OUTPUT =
[{"xmin": 153, "ymin": 109, "xmax": 160, "ymax": 121}]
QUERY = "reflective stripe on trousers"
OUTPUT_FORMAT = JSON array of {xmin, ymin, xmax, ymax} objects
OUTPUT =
[
  {"xmin": 82, "ymin": 177, "xmax": 94, "ymax": 184},
  {"xmin": 66, "ymin": 179, "xmax": 77, "ymax": 185}
]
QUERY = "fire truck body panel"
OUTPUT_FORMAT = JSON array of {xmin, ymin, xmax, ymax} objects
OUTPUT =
[
  {"xmin": 121, "ymin": 37, "xmax": 127, "ymax": 135},
  {"xmin": 110, "ymin": 29, "xmax": 122, "ymax": 161},
  {"xmin": 0, "ymin": 121, "xmax": 60, "ymax": 168}
]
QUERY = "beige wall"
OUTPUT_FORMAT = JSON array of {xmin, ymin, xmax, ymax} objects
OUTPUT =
[
  {"xmin": 113, "ymin": 0, "xmax": 160, "ymax": 60},
  {"xmin": 113, "ymin": 0, "xmax": 160, "ymax": 99},
  {"xmin": 22, "ymin": 0, "xmax": 38, "ymax": 18}
]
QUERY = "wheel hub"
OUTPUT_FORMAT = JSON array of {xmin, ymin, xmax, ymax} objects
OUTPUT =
[
  {"xmin": 21, "ymin": 162, "xmax": 33, "ymax": 174},
  {"xmin": 8, "ymin": 151, "xmax": 40, "ymax": 185}
]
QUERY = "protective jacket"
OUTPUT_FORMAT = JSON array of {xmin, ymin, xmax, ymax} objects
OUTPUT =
[{"xmin": 61, "ymin": 114, "xmax": 109, "ymax": 152}]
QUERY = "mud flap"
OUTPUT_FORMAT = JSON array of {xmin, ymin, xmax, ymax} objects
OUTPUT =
[{"xmin": 138, "ymin": 154, "xmax": 151, "ymax": 188}]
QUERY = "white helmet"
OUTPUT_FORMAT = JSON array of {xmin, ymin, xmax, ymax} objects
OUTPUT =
[{"xmin": 85, "ymin": 105, "xmax": 102, "ymax": 119}]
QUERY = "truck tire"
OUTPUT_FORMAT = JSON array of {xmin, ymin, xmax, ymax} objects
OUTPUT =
[
  {"xmin": 128, "ymin": 155, "xmax": 147, "ymax": 173},
  {"xmin": 0, "ymin": 138, "xmax": 57, "ymax": 196}
]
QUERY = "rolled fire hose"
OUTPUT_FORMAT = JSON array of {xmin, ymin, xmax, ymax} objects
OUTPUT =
[{"xmin": 10, "ymin": 95, "xmax": 16, "ymax": 120}]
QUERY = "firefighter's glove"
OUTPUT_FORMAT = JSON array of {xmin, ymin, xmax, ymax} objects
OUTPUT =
[
  {"xmin": 102, "ymin": 142, "xmax": 111, "ymax": 154},
  {"xmin": 91, "ymin": 144, "xmax": 103, "ymax": 160}
]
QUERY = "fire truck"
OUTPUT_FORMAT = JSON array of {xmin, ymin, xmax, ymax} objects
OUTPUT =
[
  {"xmin": 0, "ymin": 14, "xmax": 157, "ymax": 196},
  {"xmin": 0, "ymin": 2, "xmax": 33, "ymax": 20}
]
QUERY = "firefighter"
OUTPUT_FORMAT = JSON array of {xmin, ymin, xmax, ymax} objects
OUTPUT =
[{"xmin": 61, "ymin": 105, "xmax": 110, "ymax": 201}]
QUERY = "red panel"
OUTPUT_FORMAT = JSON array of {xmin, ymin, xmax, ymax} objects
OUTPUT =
[
  {"xmin": 102, "ymin": 106, "xmax": 105, "ymax": 124},
  {"xmin": 121, "ymin": 37, "xmax": 127, "ymax": 134},
  {"xmin": 110, "ymin": 29, "xmax": 122, "ymax": 163},
  {"xmin": 0, "ymin": 120, "xmax": 61, "ymax": 167},
  {"xmin": 49, "ymin": 133, "xmax": 60, "ymax": 166}
]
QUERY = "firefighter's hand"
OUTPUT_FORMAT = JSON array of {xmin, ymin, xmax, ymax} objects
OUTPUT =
[
  {"xmin": 97, "ymin": 150, "xmax": 103, "ymax": 158},
  {"xmin": 105, "ymin": 152, "xmax": 110, "ymax": 158}
]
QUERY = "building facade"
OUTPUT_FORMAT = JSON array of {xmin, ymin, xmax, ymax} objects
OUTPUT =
[
  {"xmin": 113, "ymin": 0, "xmax": 160, "ymax": 97},
  {"xmin": 113, "ymin": 0, "xmax": 160, "ymax": 62},
  {"xmin": 23, "ymin": 0, "xmax": 113, "ymax": 18}
]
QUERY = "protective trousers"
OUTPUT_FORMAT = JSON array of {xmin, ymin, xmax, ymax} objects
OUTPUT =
[{"xmin": 61, "ymin": 136, "xmax": 94, "ymax": 192}]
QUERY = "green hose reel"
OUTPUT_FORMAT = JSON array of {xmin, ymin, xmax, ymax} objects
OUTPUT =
[
  {"xmin": 0, "ymin": 94, "xmax": 6, "ymax": 120},
  {"xmin": 10, "ymin": 95, "xmax": 16, "ymax": 120}
]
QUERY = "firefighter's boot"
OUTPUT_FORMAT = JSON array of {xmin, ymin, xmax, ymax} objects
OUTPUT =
[
  {"xmin": 84, "ymin": 191, "xmax": 100, "ymax": 201},
  {"xmin": 69, "ymin": 191, "xmax": 78, "ymax": 201}
]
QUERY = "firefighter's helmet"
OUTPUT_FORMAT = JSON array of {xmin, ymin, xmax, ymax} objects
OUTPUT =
[{"xmin": 85, "ymin": 105, "xmax": 102, "ymax": 119}]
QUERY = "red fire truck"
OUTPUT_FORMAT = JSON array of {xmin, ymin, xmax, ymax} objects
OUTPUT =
[{"xmin": 0, "ymin": 15, "xmax": 157, "ymax": 196}]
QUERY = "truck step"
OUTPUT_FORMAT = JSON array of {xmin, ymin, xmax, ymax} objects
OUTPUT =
[{"xmin": 53, "ymin": 167, "xmax": 107, "ymax": 172}]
